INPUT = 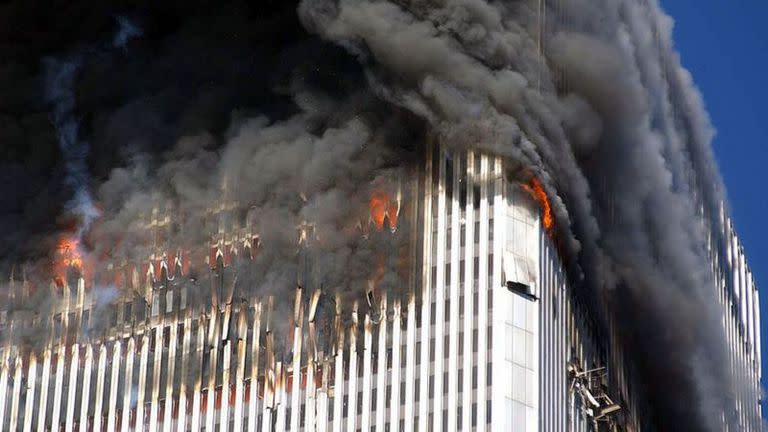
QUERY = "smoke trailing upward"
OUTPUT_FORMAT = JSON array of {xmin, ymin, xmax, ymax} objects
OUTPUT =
[
  {"xmin": 44, "ymin": 56, "xmax": 99, "ymax": 238},
  {"xmin": 44, "ymin": 16, "xmax": 142, "ymax": 240},
  {"xmin": 113, "ymin": 16, "xmax": 142, "ymax": 50},
  {"xmin": 293, "ymin": 1, "xmax": 746, "ymax": 431},
  {"xmin": 0, "ymin": 1, "xmax": 753, "ymax": 430},
  {"xmin": 295, "ymin": 0, "xmax": 746, "ymax": 430}
]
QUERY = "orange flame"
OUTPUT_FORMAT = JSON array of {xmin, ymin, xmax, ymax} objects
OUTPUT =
[
  {"xmin": 521, "ymin": 177, "xmax": 554, "ymax": 233},
  {"xmin": 54, "ymin": 236, "xmax": 84, "ymax": 285},
  {"xmin": 369, "ymin": 190, "xmax": 399, "ymax": 232},
  {"xmin": 370, "ymin": 190, "xmax": 389, "ymax": 231}
]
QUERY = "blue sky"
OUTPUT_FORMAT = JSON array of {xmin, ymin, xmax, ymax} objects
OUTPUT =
[{"xmin": 661, "ymin": 1, "xmax": 768, "ymax": 412}]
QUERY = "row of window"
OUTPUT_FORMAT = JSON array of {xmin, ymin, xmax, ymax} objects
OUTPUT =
[{"xmin": 429, "ymin": 256, "xmax": 496, "ymax": 289}]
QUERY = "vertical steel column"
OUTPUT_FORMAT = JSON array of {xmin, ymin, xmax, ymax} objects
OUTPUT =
[
  {"xmin": 447, "ymin": 150, "xmax": 461, "ymax": 432},
  {"xmin": 417, "ymin": 140, "xmax": 434, "ymax": 432},
  {"xmin": 247, "ymin": 302, "xmax": 262, "ymax": 432},
  {"xmin": 317, "ymin": 359, "xmax": 330, "ymax": 432},
  {"xmin": 388, "ymin": 300, "xmax": 402, "ymax": 432},
  {"xmin": 0, "ymin": 341, "xmax": 9, "ymax": 429},
  {"xmin": 122, "ymin": 339, "xmax": 136, "ymax": 432},
  {"xmin": 176, "ymin": 313, "xmax": 192, "ymax": 432},
  {"xmin": 491, "ymin": 156, "xmax": 505, "ymax": 429},
  {"xmin": 403, "ymin": 295, "xmax": 416, "ymax": 432},
  {"xmin": 304, "ymin": 357, "xmax": 316, "ymax": 432},
  {"xmin": 164, "ymin": 321, "xmax": 178, "ymax": 432},
  {"xmin": 135, "ymin": 335, "xmax": 150, "ymax": 432},
  {"xmin": 261, "ymin": 298, "xmax": 275, "ymax": 432},
  {"xmin": 290, "ymin": 288, "xmax": 304, "ymax": 432},
  {"xmin": 9, "ymin": 356, "xmax": 23, "ymax": 431},
  {"xmin": 150, "ymin": 326, "xmax": 164, "ymax": 431},
  {"xmin": 433, "ymin": 144, "xmax": 447, "ymax": 432},
  {"xmin": 64, "ymin": 344, "xmax": 80, "ymax": 432},
  {"xmin": 305, "ymin": 289, "xmax": 321, "ymax": 432},
  {"xmin": 220, "ymin": 339, "xmax": 232, "ymax": 432},
  {"xmin": 78, "ymin": 345, "xmax": 93, "ymax": 432},
  {"xmin": 360, "ymin": 315, "xmax": 373, "ymax": 432},
  {"xmin": 331, "ymin": 299, "xmax": 344, "ymax": 432},
  {"xmin": 374, "ymin": 295, "xmax": 387, "ymax": 432},
  {"xmin": 274, "ymin": 362, "xmax": 286, "ymax": 432},
  {"xmin": 190, "ymin": 317, "xmax": 206, "ymax": 432},
  {"xmin": 461, "ymin": 151, "xmax": 475, "ymax": 432},
  {"xmin": 204, "ymin": 312, "xmax": 219, "ymax": 432},
  {"xmin": 346, "ymin": 306, "xmax": 359, "ymax": 432},
  {"xmin": 93, "ymin": 345, "xmax": 108, "ymax": 432},
  {"xmin": 476, "ymin": 154, "xmax": 490, "ymax": 431},
  {"xmin": 220, "ymin": 304, "xmax": 234, "ymax": 432},
  {"xmin": 51, "ymin": 344, "xmax": 66, "ymax": 431},
  {"xmin": 23, "ymin": 352, "xmax": 37, "ymax": 432},
  {"xmin": 107, "ymin": 342, "xmax": 122, "ymax": 432},
  {"xmin": 233, "ymin": 306, "xmax": 247, "ymax": 432}
]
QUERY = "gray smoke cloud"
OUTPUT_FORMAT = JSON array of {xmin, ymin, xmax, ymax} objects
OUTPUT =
[
  {"xmin": 90, "ymin": 87, "xmax": 420, "ymax": 342},
  {"xmin": 296, "ymin": 0, "xmax": 749, "ymax": 430},
  {"xmin": 0, "ymin": 16, "xmax": 148, "ymax": 347},
  {"xmin": 0, "ymin": 1, "xmax": 752, "ymax": 429},
  {"xmin": 113, "ymin": 15, "xmax": 142, "ymax": 49},
  {"xmin": 44, "ymin": 55, "xmax": 100, "ymax": 238},
  {"xmin": 7, "ymin": 17, "xmax": 146, "ymax": 344},
  {"xmin": 1, "ymin": 1, "xmax": 420, "ymax": 359},
  {"xmin": 44, "ymin": 16, "xmax": 142, "ymax": 240}
]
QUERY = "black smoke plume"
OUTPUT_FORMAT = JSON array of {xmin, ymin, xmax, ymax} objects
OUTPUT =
[
  {"xmin": 297, "ymin": 0, "xmax": 748, "ymax": 429},
  {"xmin": 0, "ymin": 1, "xmax": 754, "ymax": 430}
]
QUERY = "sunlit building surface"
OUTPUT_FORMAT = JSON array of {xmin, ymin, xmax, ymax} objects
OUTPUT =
[{"xmin": 0, "ymin": 138, "xmax": 760, "ymax": 432}]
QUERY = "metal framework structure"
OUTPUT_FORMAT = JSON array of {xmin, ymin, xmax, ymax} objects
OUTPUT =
[{"xmin": 0, "ymin": 141, "xmax": 761, "ymax": 431}]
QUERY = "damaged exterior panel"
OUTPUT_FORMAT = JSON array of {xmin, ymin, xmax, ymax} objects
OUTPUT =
[{"xmin": 0, "ymin": 141, "xmax": 761, "ymax": 432}]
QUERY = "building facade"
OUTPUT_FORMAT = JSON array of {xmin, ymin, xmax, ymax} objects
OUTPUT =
[{"xmin": 0, "ymin": 141, "xmax": 761, "ymax": 432}]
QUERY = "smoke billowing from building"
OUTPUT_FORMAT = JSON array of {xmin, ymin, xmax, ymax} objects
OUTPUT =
[
  {"xmin": 43, "ymin": 15, "xmax": 142, "ymax": 270},
  {"xmin": 0, "ymin": 1, "xmax": 760, "ymax": 430},
  {"xmin": 45, "ymin": 55, "xmax": 98, "ymax": 237},
  {"xmin": 296, "ymin": 1, "xmax": 746, "ymax": 429}
]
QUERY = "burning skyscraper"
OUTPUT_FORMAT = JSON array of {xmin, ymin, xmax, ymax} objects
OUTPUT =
[
  {"xmin": 0, "ymin": 0, "xmax": 762, "ymax": 431},
  {"xmin": 0, "ymin": 139, "xmax": 761, "ymax": 431}
]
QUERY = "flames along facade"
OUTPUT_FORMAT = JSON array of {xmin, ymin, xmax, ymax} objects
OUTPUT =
[{"xmin": 0, "ymin": 139, "xmax": 762, "ymax": 432}]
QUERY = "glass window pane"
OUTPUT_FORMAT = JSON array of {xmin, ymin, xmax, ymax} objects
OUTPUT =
[{"xmin": 513, "ymin": 328, "xmax": 526, "ymax": 367}]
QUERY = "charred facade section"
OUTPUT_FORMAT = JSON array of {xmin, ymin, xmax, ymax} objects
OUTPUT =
[{"xmin": 0, "ymin": 141, "xmax": 761, "ymax": 432}]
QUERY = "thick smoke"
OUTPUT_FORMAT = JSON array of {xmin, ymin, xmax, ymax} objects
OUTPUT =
[
  {"xmin": 0, "ymin": 2, "xmax": 315, "ymax": 266},
  {"xmin": 0, "ymin": 1, "xmax": 752, "ymax": 429},
  {"xmin": 91, "ymin": 91, "xmax": 419, "ymax": 341},
  {"xmin": 4, "ymin": 1, "xmax": 420, "ymax": 350},
  {"xmin": 297, "ymin": 0, "xmax": 746, "ymax": 430}
]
